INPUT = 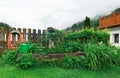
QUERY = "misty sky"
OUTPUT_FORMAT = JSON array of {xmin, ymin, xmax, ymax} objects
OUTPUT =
[{"xmin": 0, "ymin": 0, "xmax": 120, "ymax": 30}]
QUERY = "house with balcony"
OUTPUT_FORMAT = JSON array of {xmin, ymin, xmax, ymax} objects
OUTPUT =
[{"xmin": 99, "ymin": 11, "xmax": 120, "ymax": 46}]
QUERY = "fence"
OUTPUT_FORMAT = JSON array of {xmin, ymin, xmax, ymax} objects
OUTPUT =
[{"xmin": 0, "ymin": 27, "xmax": 47, "ymax": 51}]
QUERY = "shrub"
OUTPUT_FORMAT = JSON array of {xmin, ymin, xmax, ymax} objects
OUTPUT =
[
  {"xmin": 2, "ymin": 50, "xmax": 18, "ymax": 65},
  {"xmin": 78, "ymin": 28, "xmax": 94, "ymax": 42},
  {"xmin": 115, "ymin": 48, "xmax": 120, "ymax": 65},
  {"xmin": 47, "ymin": 41, "xmax": 83, "ymax": 53},
  {"xmin": 16, "ymin": 53, "xmax": 35, "ymax": 69},
  {"xmin": 37, "ymin": 59, "xmax": 58, "ymax": 68},
  {"xmin": 0, "ymin": 58, "xmax": 6, "ymax": 66},
  {"xmin": 30, "ymin": 44, "xmax": 47, "ymax": 55},
  {"xmin": 58, "ymin": 55, "xmax": 83, "ymax": 69},
  {"xmin": 58, "ymin": 56, "xmax": 74, "ymax": 68},
  {"xmin": 64, "ymin": 28, "xmax": 110, "ymax": 44},
  {"xmin": 95, "ymin": 29, "xmax": 110, "ymax": 45}
]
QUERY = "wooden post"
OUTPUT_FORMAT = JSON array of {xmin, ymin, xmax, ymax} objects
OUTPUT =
[
  {"xmin": 4, "ymin": 28, "xmax": 7, "ymax": 47},
  {"xmin": 23, "ymin": 28, "xmax": 26, "ymax": 43},
  {"xmin": 0, "ymin": 27, "xmax": 5, "ymax": 51},
  {"xmin": 11, "ymin": 28, "xmax": 16, "ymax": 47},
  {"xmin": 0, "ymin": 31, "xmax": 4, "ymax": 51},
  {"xmin": 0, "ymin": 27, "xmax": 5, "ymax": 41},
  {"xmin": 33, "ymin": 29, "xmax": 36, "ymax": 42},
  {"xmin": 18, "ymin": 28, "xmax": 21, "ymax": 33},
  {"xmin": 6, "ymin": 28, "xmax": 10, "ymax": 42},
  {"xmin": 28, "ymin": 29, "xmax": 31, "ymax": 42},
  {"xmin": 12, "ymin": 28, "xmax": 16, "ymax": 41},
  {"xmin": 42, "ymin": 30, "xmax": 47, "ymax": 47},
  {"xmin": 17, "ymin": 28, "xmax": 21, "ymax": 42},
  {"xmin": 38, "ymin": 29, "xmax": 41, "ymax": 42}
]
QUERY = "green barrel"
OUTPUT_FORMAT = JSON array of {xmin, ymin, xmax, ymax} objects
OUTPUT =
[{"xmin": 18, "ymin": 44, "xmax": 30, "ymax": 53}]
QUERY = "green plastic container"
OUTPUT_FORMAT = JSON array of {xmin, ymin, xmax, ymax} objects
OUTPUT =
[{"xmin": 18, "ymin": 44, "xmax": 33, "ymax": 53}]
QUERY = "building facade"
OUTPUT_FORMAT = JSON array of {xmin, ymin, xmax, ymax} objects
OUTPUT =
[{"xmin": 100, "ymin": 12, "xmax": 120, "ymax": 46}]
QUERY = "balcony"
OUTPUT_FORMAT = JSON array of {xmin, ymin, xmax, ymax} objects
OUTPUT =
[{"xmin": 100, "ymin": 12, "xmax": 120, "ymax": 28}]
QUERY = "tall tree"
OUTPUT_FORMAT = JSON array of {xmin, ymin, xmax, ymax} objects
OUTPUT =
[{"xmin": 84, "ymin": 16, "xmax": 91, "ymax": 28}]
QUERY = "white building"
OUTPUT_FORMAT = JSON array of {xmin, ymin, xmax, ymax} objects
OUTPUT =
[{"xmin": 100, "ymin": 12, "xmax": 120, "ymax": 46}]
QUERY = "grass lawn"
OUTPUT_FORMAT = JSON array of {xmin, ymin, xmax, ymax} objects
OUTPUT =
[{"xmin": 0, "ymin": 65, "xmax": 120, "ymax": 78}]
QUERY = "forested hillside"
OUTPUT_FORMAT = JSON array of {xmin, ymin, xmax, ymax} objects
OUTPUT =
[{"xmin": 65, "ymin": 8, "xmax": 120, "ymax": 31}]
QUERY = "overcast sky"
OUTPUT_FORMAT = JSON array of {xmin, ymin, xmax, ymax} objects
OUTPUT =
[{"xmin": 0, "ymin": 0, "xmax": 120, "ymax": 30}]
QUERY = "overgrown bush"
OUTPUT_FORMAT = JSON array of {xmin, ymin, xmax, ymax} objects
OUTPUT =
[
  {"xmin": 81, "ymin": 43, "xmax": 118, "ymax": 69},
  {"xmin": 58, "ymin": 55, "xmax": 84, "ymax": 69},
  {"xmin": 16, "ymin": 53, "xmax": 35, "ymax": 69},
  {"xmin": 30, "ymin": 44, "xmax": 47, "ymax": 55},
  {"xmin": 0, "ymin": 50, "xmax": 37, "ymax": 69},
  {"xmin": 36, "ymin": 59, "xmax": 58, "ymax": 68},
  {"xmin": 0, "ymin": 28, "xmax": 119, "ymax": 70},
  {"xmin": 95, "ymin": 29, "xmax": 110, "ymax": 44},
  {"xmin": 115, "ymin": 48, "xmax": 120, "ymax": 65},
  {"xmin": 64, "ymin": 28, "xmax": 110, "ymax": 44},
  {"xmin": 78, "ymin": 28, "xmax": 94, "ymax": 42},
  {"xmin": 55, "ymin": 43, "xmax": 118, "ymax": 70},
  {"xmin": 46, "ymin": 41, "xmax": 83, "ymax": 53},
  {"xmin": 2, "ymin": 50, "xmax": 18, "ymax": 65}
]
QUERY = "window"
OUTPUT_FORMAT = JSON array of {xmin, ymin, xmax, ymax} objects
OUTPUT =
[{"xmin": 114, "ymin": 34, "xmax": 119, "ymax": 43}]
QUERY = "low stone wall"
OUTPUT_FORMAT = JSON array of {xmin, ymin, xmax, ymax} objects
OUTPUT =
[{"xmin": 33, "ymin": 52, "xmax": 86, "ymax": 61}]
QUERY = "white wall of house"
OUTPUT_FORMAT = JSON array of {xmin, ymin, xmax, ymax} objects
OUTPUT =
[{"xmin": 108, "ymin": 26, "xmax": 120, "ymax": 47}]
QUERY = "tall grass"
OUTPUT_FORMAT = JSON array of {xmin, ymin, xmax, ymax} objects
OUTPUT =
[{"xmin": 81, "ymin": 43, "xmax": 118, "ymax": 69}]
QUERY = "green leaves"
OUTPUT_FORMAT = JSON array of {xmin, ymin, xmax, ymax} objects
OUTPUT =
[
  {"xmin": 16, "ymin": 53, "xmax": 34, "ymax": 69},
  {"xmin": 82, "ymin": 43, "xmax": 118, "ymax": 69},
  {"xmin": 64, "ymin": 28, "xmax": 109, "ymax": 44},
  {"xmin": 47, "ymin": 41, "xmax": 83, "ymax": 53},
  {"xmin": 0, "ymin": 22, "xmax": 11, "ymax": 28},
  {"xmin": 84, "ymin": 16, "xmax": 91, "ymax": 28},
  {"xmin": 1, "ymin": 50, "xmax": 35, "ymax": 69},
  {"xmin": 2, "ymin": 50, "xmax": 18, "ymax": 65},
  {"xmin": 58, "ymin": 56, "xmax": 83, "ymax": 69}
]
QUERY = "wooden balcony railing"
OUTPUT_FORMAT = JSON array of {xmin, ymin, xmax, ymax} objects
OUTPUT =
[{"xmin": 100, "ymin": 12, "xmax": 120, "ymax": 28}]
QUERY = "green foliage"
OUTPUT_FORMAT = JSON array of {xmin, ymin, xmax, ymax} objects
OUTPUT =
[
  {"xmin": 46, "ymin": 28, "xmax": 110, "ymax": 53},
  {"xmin": 0, "ymin": 22, "xmax": 11, "ymax": 28},
  {"xmin": 95, "ymin": 29, "xmax": 110, "ymax": 44},
  {"xmin": 58, "ymin": 56, "xmax": 75, "ymax": 68},
  {"xmin": 37, "ymin": 59, "xmax": 58, "ymax": 68},
  {"xmin": 16, "ymin": 53, "xmax": 34, "ymax": 69},
  {"xmin": 84, "ymin": 16, "xmax": 91, "ymax": 28},
  {"xmin": 2, "ymin": 50, "xmax": 18, "ymax": 65},
  {"xmin": 0, "ymin": 58, "xmax": 6, "ymax": 66},
  {"xmin": 78, "ymin": 28, "xmax": 94, "ymax": 42},
  {"xmin": 0, "ymin": 27, "xmax": 118, "ymax": 70},
  {"xmin": 54, "ymin": 42, "xmax": 119, "ymax": 70},
  {"xmin": 30, "ymin": 44, "xmax": 47, "ymax": 55},
  {"xmin": 112, "ymin": 8, "xmax": 120, "ymax": 13},
  {"xmin": 46, "ymin": 41, "xmax": 83, "ymax": 53},
  {"xmin": 65, "ymin": 16, "xmax": 100, "ymax": 31},
  {"xmin": 64, "ymin": 28, "xmax": 110, "ymax": 44},
  {"xmin": 58, "ymin": 55, "xmax": 83, "ymax": 69},
  {"xmin": 81, "ymin": 43, "xmax": 118, "ymax": 69},
  {"xmin": 46, "ymin": 30, "xmax": 63, "ymax": 41},
  {"xmin": 115, "ymin": 48, "xmax": 120, "ymax": 65},
  {"xmin": 90, "ymin": 16, "xmax": 100, "ymax": 28},
  {"xmin": 1, "ymin": 65, "xmax": 120, "ymax": 78}
]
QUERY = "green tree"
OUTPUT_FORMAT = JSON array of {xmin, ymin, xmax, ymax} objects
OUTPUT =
[
  {"xmin": 112, "ymin": 8, "xmax": 120, "ymax": 13},
  {"xmin": 0, "ymin": 22, "xmax": 11, "ymax": 28},
  {"xmin": 84, "ymin": 16, "xmax": 91, "ymax": 28}
]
